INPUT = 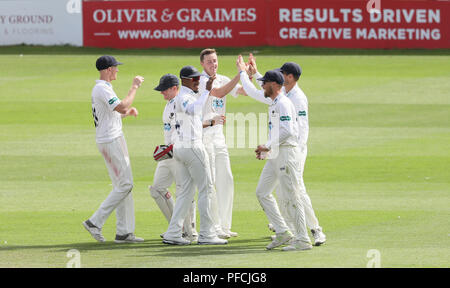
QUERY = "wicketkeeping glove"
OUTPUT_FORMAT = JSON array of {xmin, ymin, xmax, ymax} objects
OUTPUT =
[{"xmin": 153, "ymin": 144, "xmax": 174, "ymax": 161}]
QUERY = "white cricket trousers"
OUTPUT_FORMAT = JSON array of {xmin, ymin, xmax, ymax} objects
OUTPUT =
[
  {"xmin": 204, "ymin": 132, "xmax": 234, "ymax": 233},
  {"xmin": 150, "ymin": 158, "xmax": 196, "ymax": 235},
  {"xmin": 90, "ymin": 135, "xmax": 135, "ymax": 236},
  {"xmin": 256, "ymin": 146, "xmax": 310, "ymax": 243},
  {"xmin": 165, "ymin": 143, "xmax": 216, "ymax": 239},
  {"xmin": 296, "ymin": 144, "xmax": 320, "ymax": 231}
]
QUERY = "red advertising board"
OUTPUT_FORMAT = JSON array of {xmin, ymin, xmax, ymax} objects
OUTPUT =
[
  {"xmin": 82, "ymin": 0, "xmax": 450, "ymax": 49},
  {"xmin": 82, "ymin": 0, "xmax": 266, "ymax": 48},
  {"xmin": 267, "ymin": 0, "xmax": 450, "ymax": 49}
]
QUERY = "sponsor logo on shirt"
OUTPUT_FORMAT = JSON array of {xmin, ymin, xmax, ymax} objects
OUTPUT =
[
  {"xmin": 213, "ymin": 98, "xmax": 224, "ymax": 109},
  {"xmin": 164, "ymin": 123, "xmax": 171, "ymax": 131},
  {"xmin": 298, "ymin": 110, "xmax": 306, "ymax": 116},
  {"xmin": 280, "ymin": 116, "xmax": 291, "ymax": 121},
  {"xmin": 108, "ymin": 97, "xmax": 119, "ymax": 105}
]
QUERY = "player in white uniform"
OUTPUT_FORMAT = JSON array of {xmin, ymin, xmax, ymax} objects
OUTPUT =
[
  {"xmin": 150, "ymin": 74, "xmax": 197, "ymax": 240},
  {"xmin": 197, "ymin": 48, "xmax": 245, "ymax": 238},
  {"xmin": 245, "ymin": 55, "xmax": 326, "ymax": 246},
  {"xmin": 163, "ymin": 65, "xmax": 227, "ymax": 246},
  {"xmin": 83, "ymin": 55, "xmax": 144, "ymax": 244},
  {"xmin": 237, "ymin": 56, "xmax": 312, "ymax": 251}
]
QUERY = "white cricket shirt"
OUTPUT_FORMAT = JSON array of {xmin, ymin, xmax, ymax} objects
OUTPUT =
[
  {"xmin": 91, "ymin": 80, "xmax": 123, "ymax": 143},
  {"xmin": 162, "ymin": 98, "xmax": 177, "ymax": 145},
  {"xmin": 198, "ymin": 71, "xmax": 239, "ymax": 136},
  {"xmin": 285, "ymin": 85, "xmax": 309, "ymax": 147},
  {"xmin": 239, "ymin": 71, "xmax": 298, "ymax": 150},
  {"xmin": 241, "ymin": 71, "xmax": 309, "ymax": 147},
  {"xmin": 174, "ymin": 86, "xmax": 210, "ymax": 145}
]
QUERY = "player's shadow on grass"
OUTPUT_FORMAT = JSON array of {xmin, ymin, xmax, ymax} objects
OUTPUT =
[{"xmin": 0, "ymin": 236, "xmax": 276, "ymax": 256}]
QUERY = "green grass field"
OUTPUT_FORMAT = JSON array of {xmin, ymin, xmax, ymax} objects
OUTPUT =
[{"xmin": 0, "ymin": 46, "xmax": 449, "ymax": 268}]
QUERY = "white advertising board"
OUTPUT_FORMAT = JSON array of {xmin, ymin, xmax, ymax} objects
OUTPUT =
[{"xmin": 0, "ymin": 0, "xmax": 82, "ymax": 46}]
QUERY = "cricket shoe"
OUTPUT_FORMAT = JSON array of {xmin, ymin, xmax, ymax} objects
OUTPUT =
[
  {"xmin": 216, "ymin": 230, "xmax": 231, "ymax": 239},
  {"xmin": 266, "ymin": 231, "xmax": 293, "ymax": 250},
  {"xmin": 282, "ymin": 240, "xmax": 313, "ymax": 251},
  {"xmin": 311, "ymin": 227, "xmax": 326, "ymax": 246},
  {"xmin": 163, "ymin": 235, "xmax": 191, "ymax": 245},
  {"xmin": 182, "ymin": 232, "xmax": 198, "ymax": 243},
  {"xmin": 198, "ymin": 236, "xmax": 228, "ymax": 245},
  {"xmin": 83, "ymin": 220, "xmax": 105, "ymax": 242},
  {"xmin": 268, "ymin": 223, "xmax": 276, "ymax": 233},
  {"xmin": 224, "ymin": 230, "xmax": 238, "ymax": 237},
  {"xmin": 114, "ymin": 233, "xmax": 144, "ymax": 244}
]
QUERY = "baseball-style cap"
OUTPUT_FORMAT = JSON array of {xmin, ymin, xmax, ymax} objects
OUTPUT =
[
  {"xmin": 180, "ymin": 66, "xmax": 202, "ymax": 79},
  {"xmin": 278, "ymin": 62, "xmax": 302, "ymax": 79},
  {"xmin": 96, "ymin": 55, "xmax": 123, "ymax": 71},
  {"xmin": 257, "ymin": 70, "xmax": 285, "ymax": 85},
  {"xmin": 154, "ymin": 74, "xmax": 179, "ymax": 91}
]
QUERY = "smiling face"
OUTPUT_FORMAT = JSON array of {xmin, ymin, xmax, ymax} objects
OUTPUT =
[{"xmin": 201, "ymin": 52, "xmax": 218, "ymax": 77}]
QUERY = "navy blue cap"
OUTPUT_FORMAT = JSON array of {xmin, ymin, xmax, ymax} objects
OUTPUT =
[
  {"xmin": 180, "ymin": 66, "xmax": 202, "ymax": 79},
  {"xmin": 155, "ymin": 74, "xmax": 179, "ymax": 91},
  {"xmin": 257, "ymin": 70, "xmax": 284, "ymax": 85},
  {"xmin": 278, "ymin": 62, "xmax": 302, "ymax": 79},
  {"xmin": 96, "ymin": 55, "xmax": 123, "ymax": 71}
]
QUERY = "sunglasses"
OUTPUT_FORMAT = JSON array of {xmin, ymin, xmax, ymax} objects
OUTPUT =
[{"xmin": 182, "ymin": 76, "xmax": 200, "ymax": 81}]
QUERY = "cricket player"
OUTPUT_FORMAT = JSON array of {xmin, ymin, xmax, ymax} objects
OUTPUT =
[
  {"xmin": 83, "ymin": 55, "xmax": 144, "ymax": 243},
  {"xmin": 150, "ymin": 74, "xmax": 197, "ymax": 240},
  {"xmin": 162, "ymin": 65, "xmax": 227, "ymax": 245},
  {"xmin": 237, "ymin": 55, "xmax": 312, "ymax": 251},
  {"xmin": 245, "ymin": 55, "xmax": 326, "ymax": 246},
  {"xmin": 197, "ymin": 48, "xmax": 245, "ymax": 238}
]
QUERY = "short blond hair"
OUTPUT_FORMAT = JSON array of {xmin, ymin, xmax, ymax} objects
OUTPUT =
[{"xmin": 200, "ymin": 48, "xmax": 217, "ymax": 62}]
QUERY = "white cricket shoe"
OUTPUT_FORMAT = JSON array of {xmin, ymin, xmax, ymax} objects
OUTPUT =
[
  {"xmin": 311, "ymin": 228, "xmax": 326, "ymax": 246},
  {"xmin": 82, "ymin": 220, "xmax": 105, "ymax": 242},
  {"xmin": 266, "ymin": 231, "xmax": 293, "ymax": 250},
  {"xmin": 226, "ymin": 231, "xmax": 238, "ymax": 237},
  {"xmin": 182, "ymin": 232, "xmax": 198, "ymax": 243},
  {"xmin": 163, "ymin": 235, "xmax": 191, "ymax": 245},
  {"xmin": 114, "ymin": 233, "xmax": 144, "ymax": 244},
  {"xmin": 282, "ymin": 240, "xmax": 313, "ymax": 251},
  {"xmin": 216, "ymin": 230, "xmax": 231, "ymax": 239},
  {"xmin": 198, "ymin": 236, "xmax": 228, "ymax": 245}
]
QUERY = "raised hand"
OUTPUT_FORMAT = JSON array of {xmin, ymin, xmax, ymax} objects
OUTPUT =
[
  {"xmin": 236, "ymin": 55, "xmax": 247, "ymax": 73},
  {"xmin": 133, "ymin": 76, "xmax": 144, "ymax": 89},
  {"xmin": 206, "ymin": 75, "xmax": 216, "ymax": 91}
]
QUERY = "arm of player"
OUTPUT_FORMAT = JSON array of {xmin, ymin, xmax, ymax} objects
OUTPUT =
[
  {"xmin": 202, "ymin": 115, "xmax": 225, "ymax": 128},
  {"xmin": 265, "ymin": 102, "xmax": 296, "ymax": 150},
  {"xmin": 209, "ymin": 73, "xmax": 240, "ymax": 98},
  {"xmin": 185, "ymin": 76, "xmax": 215, "ymax": 115},
  {"xmin": 114, "ymin": 76, "xmax": 144, "ymax": 114},
  {"xmin": 248, "ymin": 53, "xmax": 264, "ymax": 89},
  {"xmin": 237, "ymin": 55, "xmax": 271, "ymax": 104},
  {"xmin": 239, "ymin": 71, "xmax": 271, "ymax": 105},
  {"xmin": 121, "ymin": 107, "xmax": 138, "ymax": 118}
]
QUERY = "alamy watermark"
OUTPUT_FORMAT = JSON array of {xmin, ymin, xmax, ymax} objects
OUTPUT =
[
  {"xmin": 66, "ymin": 249, "xmax": 81, "ymax": 268},
  {"xmin": 367, "ymin": 0, "xmax": 381, "ymax": 14},
  {"xmin": 366, "ymin": 249, "xmax": 381, "ymax": 268}
]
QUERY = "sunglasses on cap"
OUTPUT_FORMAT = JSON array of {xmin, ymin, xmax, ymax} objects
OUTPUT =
[{"xmin": 181, "ymin": 76, "xmax": 200, "ymax": 81}]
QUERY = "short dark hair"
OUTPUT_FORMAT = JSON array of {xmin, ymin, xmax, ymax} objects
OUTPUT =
[{"xmin": 200, "ymin": 48, "xmax": 217, "ymax": 62}]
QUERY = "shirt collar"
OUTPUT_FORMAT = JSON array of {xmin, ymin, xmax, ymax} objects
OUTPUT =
[
  {"xmin": 271, "ymin": 92, "xmax": 284, "ymax": 105},
  {"xmin": 285, "ymin": 84, "xmax": 299, "ymax": 98},
  {"xmin": 180, "ymin": 85, "xmax": 197, "ymax": 96},
  {"xmin": 96, "ymin": 80, "xmax": 112, "ymax": 87}
]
